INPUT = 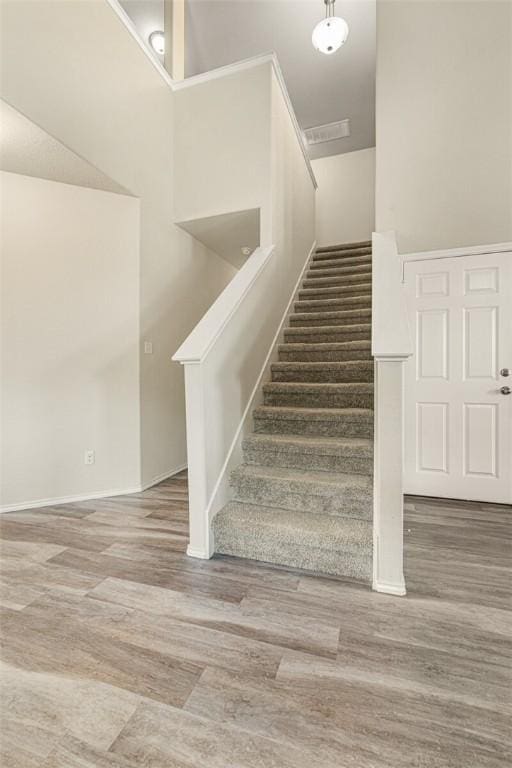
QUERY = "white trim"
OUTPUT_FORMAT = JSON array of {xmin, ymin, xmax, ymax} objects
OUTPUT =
[
  {"xmin": 204, "ymin": 240, "xmax": 317, "ymax": 532},
  {"xmin": 186, "ymin": 546, "xmax": 211, "ymax": 559},
  {"xmin": 373, "ymin": 579, "xmax": 407, "ymax": 597},
  {"xmin": 106, "ymin": 4, "xmax": 316, "ymax": 189},
  {"xmin": 139, "ymin": 463, "xmax": 187, "ymax": 491},
  {"xmin": 402, "ymin": 241, "xmax": 512, "ymax": 263},
  {"xmin": 173, "ymin": 52, "xmax": 276, "ymax": 91},
  {"xmin": 0, "ymin": 485, "xmax": 141, "ymax": 514},
  {"xmin": 0, "ymin": 464, "xmax": 187, "ymax": 513},
  {"xmin": 173, "ymin": 245, "xmax": 275, "ymax": 363},
  {"xmin": 173, "ymin": 52, "xmax": 317, "ymax": 190}
]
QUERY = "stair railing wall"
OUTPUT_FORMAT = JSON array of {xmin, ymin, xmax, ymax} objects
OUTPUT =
[
  {"xmin": 372, "ymin": 230, "xmax": 413, "ymax": 595},
  {"xmin": 173, "ymin": 55, "xmax": 316, "ymax": 560},
  {"xmin": 173, "ymin": 245, "xmax": 275, "ymax": 557}
]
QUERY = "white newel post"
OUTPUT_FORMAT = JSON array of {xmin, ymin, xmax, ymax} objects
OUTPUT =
[
  {"xmin": 182, "ymin": 362, "xmax": 212, "ymax": 559},
  {"xmin": 373, "ymin": 356, "xmax": 408, "ymax": 595},
  {"xmin": 372, "ymin": 231, "xmax": 413, "ymax": 596}
]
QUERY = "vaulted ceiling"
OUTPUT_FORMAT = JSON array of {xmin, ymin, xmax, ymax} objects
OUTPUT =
[{"xmin": 120, "ymin": 0, "xmax": 376, "ymax": 159}]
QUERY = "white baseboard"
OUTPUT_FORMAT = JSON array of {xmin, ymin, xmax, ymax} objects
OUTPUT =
[
  {"xmin": 0, "ymin": 463, "xmax": 188, "ymax": 514},
  {"xmin": 204, "ymin": 240, "xmax": 317, "ymax": 539},
  {"xmin": 373, "ymin": 579, "xmax": 406, "ymax": 597},
  {"xmin": 186, "ymin": 545, "xmax": 211, "ymax": 559},
  {"xmin": 140, "ymin": 463, "xmax": 187, "ymax": 491},
  {"xmin": 0, "ymin": 485, "xmax": 142, "ymax": 514}
]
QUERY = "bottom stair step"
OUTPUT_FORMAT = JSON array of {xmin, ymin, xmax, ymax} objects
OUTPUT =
[{"xmin": 213, "ymin": 502, "xmax": 372, "ymax": 582}]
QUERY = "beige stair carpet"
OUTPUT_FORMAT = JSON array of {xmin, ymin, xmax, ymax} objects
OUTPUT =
[{"xmin": 213, "ymin": 241, "xmax": 374, "ymax": 583}]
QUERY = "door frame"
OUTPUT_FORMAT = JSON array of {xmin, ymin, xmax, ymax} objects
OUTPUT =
[{"xmin": 401, "ymin": 239, "xmax": 512, "ymax": 504}]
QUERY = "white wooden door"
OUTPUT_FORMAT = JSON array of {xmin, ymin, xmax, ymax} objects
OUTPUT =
[{"xmin": 404, "ymin": 252, "xmax": 512, "ymax": 504}]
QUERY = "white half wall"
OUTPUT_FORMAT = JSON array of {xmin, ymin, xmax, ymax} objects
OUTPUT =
[
  {"xmin": 376, "ymin": 0, "xmax": 512, "ymax": 253},
  {"xmin": 0, "ymin": 172, "xmax": 140, "ymax": 508},
  {"xmin": 312, "ymin": 148, "xmax": 375, "ymax": 247}
]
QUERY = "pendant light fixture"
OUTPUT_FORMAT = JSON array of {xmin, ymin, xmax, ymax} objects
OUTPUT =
[{"xmin": 312, "ymin": 0, "xmax": 349, "ymax": 55}]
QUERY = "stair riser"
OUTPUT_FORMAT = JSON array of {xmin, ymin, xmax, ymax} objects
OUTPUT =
[
  {"xmin": 306, "ymin": 268, "xmax": 372, "ymax": 282},
  {"xmin": 309, "ymin": 256, "xmax": 372, "ymax": 271},
  {"xmin": 299, "ymin": 289, "xmax": 372, "ymax": 303},
  {"xmin": 253, "ymin": 416, "xmax": 374, "ymax": 439},
  {"xmin": 263, "ymin": 391, "xmax": 374, "ymax": 408},
  {"xmin": 290, "ymin": 314, "xmax": 371, "ymax": 328},
  {"xmin": 231, "ymin": 475, "xmax": 372, "ymax": 519},
  {"xmin": 244, "ymin": 447, "xmax": 373, "ymax": 475},
  {"xmin": 284, "ymin": 330, "xmax": 371, "ymax": 344},
  {"xmin": 279, "ymin": 348, "xmax": 372, "ymax": 362},
  {"xmin": 314, "ymin": 247, "xmax": 371, "ymax": 259},
  {"xmin": 303, "ymin": 273, "xmax": 372, "ymax": 288},
  {"xmin": 214, "ymin": 533, "xmax": 372, "ymax": 582},
  {"xmin": 294, "ymin": 298, "xmax": 372, "ymax": 313},
  {"xmin": 271, "ymin": 367, "xmax": 374, "ymax": 383}
]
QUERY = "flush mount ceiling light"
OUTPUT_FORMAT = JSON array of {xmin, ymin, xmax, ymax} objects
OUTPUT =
[
  {"xmin": 149, "ymin": 30, "xmax": 165, "ymax": 56},
  {"xmin": 312, "ymin": 0, "xmax": 349, "ymax": 55}
]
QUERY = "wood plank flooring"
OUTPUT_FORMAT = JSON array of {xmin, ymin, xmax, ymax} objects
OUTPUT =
[{"xmin": 1, "ymin": 472, "xmax": 510, "ymax": 767}]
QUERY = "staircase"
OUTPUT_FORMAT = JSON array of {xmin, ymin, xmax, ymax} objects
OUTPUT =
[{"xmin": 213, "ymin": 241, "xmax": 374, "ymax": 583}]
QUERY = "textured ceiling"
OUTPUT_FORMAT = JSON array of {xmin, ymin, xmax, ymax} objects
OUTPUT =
[{"xmin": 0, "ymin": 100, "xmax": 130, "ymax": 194}]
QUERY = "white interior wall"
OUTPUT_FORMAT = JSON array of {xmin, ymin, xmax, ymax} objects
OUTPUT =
[
  {"xmin": 312, "ymin": 148, "xmax": 375, "ymax": 247},
  {"xmin": 0, "ymin": 0, "xmax": 237, "ymax": 494},
  {"xmin": 173, "ymin": 67, "xmax": 272, "ymax": 243},
  {"xmin": 0, "ymin": 172, "xmax": 140, "ymax": 508},
  {"xmin": 376, "ymin": 0, "xmax": 512, "ymax": 253}
]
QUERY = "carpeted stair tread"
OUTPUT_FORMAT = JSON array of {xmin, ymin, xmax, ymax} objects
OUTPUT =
[
  {"xmin": 306, "ymin": 264, "xmax": 372, "ymax": 280},
  {"xmin": 316, "ymin": 240, "xmax": 371, "ymax": 253},
  {"xmin": 271, "ymin": 360, "xmax": 373, "ymax": 383},
  {"xmin": 280, "ymin": 338, "xmax": 372, "ymax": 363},
  {"xmin": 230, "ymin": 464, "xmax": 373, "ymax": 520},
  {"xmin": 299, "ymin": 283, "xmax": 372, "ymax": 299},
  {"xmin": 311, "ymin": 250, "xmax": 372, "ymax": 263},
  {"xmin": 303, "ymin": 272, "xmax": 372, "ymax": 289},
  {"xmin": 244, "ymin": 432, "xmax": 372, "ymax": 458},
  {"xmin": 243, "ymin": 431, "xmax": 373, "ymax": 474},
  {"xmin": 244, "ymin": 431, "xmax": 372, "ymax": 451},
  {"xmin": 294, "ymin": 295, "xmax": 372, "ymax": 312},
  {"xmin": 232, "ymin": 462, "xmax": 372, "ymax": 498},
  {"xmin": 253, "ymin": 405, "xmax": 374, "ymax": 422},
  {"xmin": 290, "ymin": 308, "xmax": 371, "ymax": 326},
  {"xmin": 264, "ymin": 381, "xmax": 373, "ymax": 394},
  {"xmin": 285, "ymin": 322, "xmax": 371, "ymax": 335},
  {"xmin": 253, "ymin": 405, "xmax": 374, "ymax": 438},
  {"xmin": 263, "ymin": 381, "xmax": 373, "ymax": 409},
  {"xmin": 284, "ymin": 324, "xmax": 371, "ymax": 345},
  {"xmin": 213, "ymin": 502, "xmax": 372, "ymax": 581},
  {"xmin": 309, "ymin": 255, "xmax": 372, "ymax": 270}
]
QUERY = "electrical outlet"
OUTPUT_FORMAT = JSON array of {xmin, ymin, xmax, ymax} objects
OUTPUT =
[
  {"xmin": 144, "ymin": 341, "xmax": 153, "ymax": 354},
  {"xmin": 84, "ymin": 449, "xmax": 95, "ymax": 465}
]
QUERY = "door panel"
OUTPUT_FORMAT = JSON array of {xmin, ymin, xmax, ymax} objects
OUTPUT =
[{"xmin": 404, "ymin": 252, "xmax": 512, "ymax": 504}]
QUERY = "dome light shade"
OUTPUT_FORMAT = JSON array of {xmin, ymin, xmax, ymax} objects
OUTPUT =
[
  {"xmin": 312, "ymin": 16, "xmax": 349, "ymax": 54},
  {"xmin": 149, "ymin": 30, "xmax": 165, "ymax": 56}
]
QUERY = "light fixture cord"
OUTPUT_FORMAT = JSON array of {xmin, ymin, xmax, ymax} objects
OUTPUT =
[{"xmin": 324, "ymin": 0, "xmax": 336, "ymax": 19}]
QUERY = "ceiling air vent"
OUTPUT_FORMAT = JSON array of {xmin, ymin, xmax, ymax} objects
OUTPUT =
[{"xmin": 304, "ymin": 119, "xmax": 350, "ymax": 146}]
